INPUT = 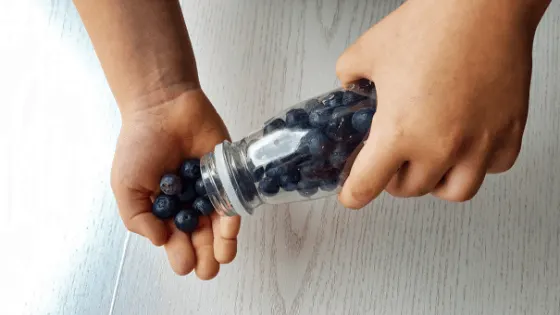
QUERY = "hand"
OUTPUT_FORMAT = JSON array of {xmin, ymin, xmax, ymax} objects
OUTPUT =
[
  {"xmin": 336, "ymin": 0, "xmax": 549, "ymax": 208},
  {"xmin": 111, "ymin": 89, "xmax": 240, "ymax": 279}
]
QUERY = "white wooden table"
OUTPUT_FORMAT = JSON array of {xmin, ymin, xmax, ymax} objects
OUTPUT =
[{"xmin": 1, "ymin": 1, "xmax": 559, "ymax": 314}]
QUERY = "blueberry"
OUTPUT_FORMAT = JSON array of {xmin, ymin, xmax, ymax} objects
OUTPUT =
[
  {"xmin": 159, "ymin": 174, "xmax": 182, "ymax": 196},
  {"xmin": 309, "ymin": 107, "xmax": 333, "ymax": 128},
  {"xmin": 238, "ymin": 173, "xmax": 258, "ymax": 202},
  {"xmin": 297, "ymin": 180, "xmax": 319, "ymax": 197},
  {"xmin": 299, "ymin": 159, "xmax": 333, "ymax": 180},
  {"xmin": 259, "ymin": 177, "xmax": 280, "ymax": 197},
  {"xmin": 322, "ymin": 91, "xmax": 344, "ymax": 107},
  {"xmin": 299, "ymin": 129, "xmax": 334, "ymax": 157},
  {"xmin": 352, "ymin": 108, "xmax": 375, "ymax": 134},
  {"xmin": 233, "ymin": 166, "xmax": 259, "ymax": 202},
  {"xmin": 174, "ymin": 209, "xmax": 199, "ymax": 233},
  {"xmin": 252, "ymin": 166, "xmax": 265, "ymax": 181},
  {"xmin": 265, "ymin": 153, "xmax": 310, "ymax": 176},
  {"xmin": 323, "ymin": 98, "xmax": 339, "ymax": 108},
  {"xmin": 324, "ymin": 116, "xmax": 356, "ymax": 142},
  {"xmin": 331, "ymin": 107, "xmax": 352, "ymax": 120},
  {"xmin": 264, "ymin": 118, "xmax": 286, "ymax": 135},
  {"xmin": 180, "ymin": 159, "xmax": 201, "ymax": 180},
  {"xmin": 193, "ymin": 196, "xmax": 214, "ymax": 215},
  {"xmin": 320, "ymin": 177, "xmax": 340, "ymax": 192},
  {"xmin": 195, "ymin": 178, "xmax": 206, "ymax": 196},
  {"xmin": 279, "ymin": 170, "xmax": 300, "ymax": 191},
  {"xmin": 152, "ymin": 194, "xmax": 180, "ymax": 219},
  {"xmin": 285, "ymin": 108, "xmax": 309, "ymax": 129},
  {"xmin": 341, "ymin": 90, "xmax": 367, "ymax": 107},
  {"xmin": 350, "ymin": 79, "xmax": 374, "ymax": 95},
  {"xmin": 178, "ymin": 181, "xmax": 197, "ymax": 203},
  {"xmin": 265, "ymin": 163, "xmax": 290, "ymax": 178},
  {"xmin": 329, "ymin": 143, "xmax": 351, "ymax": 169},
  {"xmin": 304, "ymin": 99, "xmax": 323, "ymax": 112}
]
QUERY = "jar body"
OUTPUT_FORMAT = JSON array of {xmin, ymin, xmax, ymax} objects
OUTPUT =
[{"xmin": 201, "ymin": 80, "xmax": 377, "ymax": 216}]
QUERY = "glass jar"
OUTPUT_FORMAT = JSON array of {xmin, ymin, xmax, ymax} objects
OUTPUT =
[{"xmin": 201, "ymin": 80, "xmax": 377, "ymax": 216}]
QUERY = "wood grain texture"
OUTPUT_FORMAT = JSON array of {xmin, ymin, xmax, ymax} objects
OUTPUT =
[
  {"xmin": 0, "ymin": 1, "xmax": 127, "ymax": 315},
  {"xmin": 2, "ymin": 0, "xmax": 560, "ymax": 314}
]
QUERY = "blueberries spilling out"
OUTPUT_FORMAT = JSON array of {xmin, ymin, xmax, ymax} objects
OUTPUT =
[
  {"xmin": 152, "ymin": 83, "xmax": 375, "ymax": 220},
  {"xmin": 153, "ymin": 158, "xmax": 214, "ymax": 233},
  {"xmin": 250, "ymin": 83, "xmax": 376, "ymax": 201}
]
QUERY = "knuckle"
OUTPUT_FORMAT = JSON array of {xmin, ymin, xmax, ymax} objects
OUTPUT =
[
  {"xmin": 437, "ymin": 132, "xmax": 465, "ymax": 161},
  {"xmin": 383, "ymin": 123, "xmax": 406, "ymax": 147}
]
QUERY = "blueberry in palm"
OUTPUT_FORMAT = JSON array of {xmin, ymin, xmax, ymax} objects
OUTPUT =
[
  {"xmin": 152, "ymin": 194, "xmax": 180, "ymax": 219},
  {"xmin": 193, "ymin": 196, "xmax": 214, "ymax": 216},
  {"xmin": 159, "ymin": 174, "xmax": 182, "ymax": 196},
  {"xmin": 174, "ymin": 209, "xmax": 199, "ymax": 233},
  {"xmin": 178, "ymin": 181, "xmax": 197, "ymax": 203},
  {"xmin": 180, "ymin": 159, "xmax": 201, "ymax": 180}
]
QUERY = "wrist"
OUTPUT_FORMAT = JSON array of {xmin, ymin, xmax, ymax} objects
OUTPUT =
[{"xmin": 118, "ymin": 81, "xmax": 201, "ymax": 119}]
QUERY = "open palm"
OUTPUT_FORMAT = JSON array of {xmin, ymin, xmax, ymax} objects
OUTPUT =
[{"xmin": 111, "ymin": 90, "xmax": 240, "ymax": 280}]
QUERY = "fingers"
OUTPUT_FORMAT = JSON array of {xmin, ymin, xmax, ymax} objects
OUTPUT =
[
  {"xmin": 385, "ymin": 160, "xmax": 450, "ymax": 197},
  {"xmin": 116, "ymin": 188, "xmax": 169, "ymax": 246},
  {"xmin": 191, "ymin": 216, "xmax": 220, "ymax": 280},
  {"xmin": 339, "ymin": 120, "xmax": 406, "ymax": 209},
  {"xmin": 487, "ymin": 140, "xmax": 522, "ymax": 174},
  {"xmin": 164, "ymin": 221, "xmax": 196, "ymax": 276},
  {"xmin": 162, "ymin": 212, "xmax": 240, "ymax": 279},
  {"xmin": 211, "ymin": 213, "xmax": 240, "ymax": 264},
  {"xmin": 431, "ymin": 150, "xmax": 489, "ymax": 202}
]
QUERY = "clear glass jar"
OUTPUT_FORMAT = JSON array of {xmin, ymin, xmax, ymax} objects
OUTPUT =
[{"xmin": 201, "ymin": 80, "xmax": 377, "ymax": 216}]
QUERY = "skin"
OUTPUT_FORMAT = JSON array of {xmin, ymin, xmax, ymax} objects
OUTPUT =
[
  {"xmin": 73, "ymin": 0, "xmax": 551, "ymax": 279},
  {"xmin": 74, "ymin": 0, "xmax": 240, "ymax": 280},
  {"xmin": 337, "ymin": 0, "xmax": 551, "ymax": 208}
]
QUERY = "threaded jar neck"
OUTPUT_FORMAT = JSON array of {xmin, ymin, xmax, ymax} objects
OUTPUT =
[{"xmin": 200, "ymin": 141, "xmax": 261, "ymax": 216}]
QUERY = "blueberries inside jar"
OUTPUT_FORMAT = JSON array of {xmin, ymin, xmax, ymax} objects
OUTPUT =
[
  {"xmin": 246, "ymin": 81, "xmax": 376, "ymax": 202},
  {"xmin": 198, "ymin": 80, "xmax": 377, "ymax": 217}
]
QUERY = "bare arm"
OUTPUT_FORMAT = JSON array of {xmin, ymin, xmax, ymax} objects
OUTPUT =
[
  {"xmin": 73, "ymin": 0, "xmax": 199, "ymax": 117},
  {"xmin": 74, "ymin": 0, "xmax": 239, "ymax": 279}
]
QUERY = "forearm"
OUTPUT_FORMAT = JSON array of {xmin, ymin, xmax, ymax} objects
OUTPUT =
[{"xmin": 74, "ymin": 0, "xmax": 199, "ymax": 116}]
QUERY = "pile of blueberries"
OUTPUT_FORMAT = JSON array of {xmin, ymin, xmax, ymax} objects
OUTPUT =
[
  {"xmin": 252, "ymin": 85, "xmax": 376, "ymax": 199},
  {"xmin": 152, "ymin": 159, "xmax": 214, "ymax": 233}
]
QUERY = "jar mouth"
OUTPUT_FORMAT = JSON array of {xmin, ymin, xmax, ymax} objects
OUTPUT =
[
  {"xmin": 200, "ymin": 142, "xmax": 255, "ymax": 217},
  {"xmin": 200, "ymin": 152, "xmax": 233, "ymax": 216}
]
